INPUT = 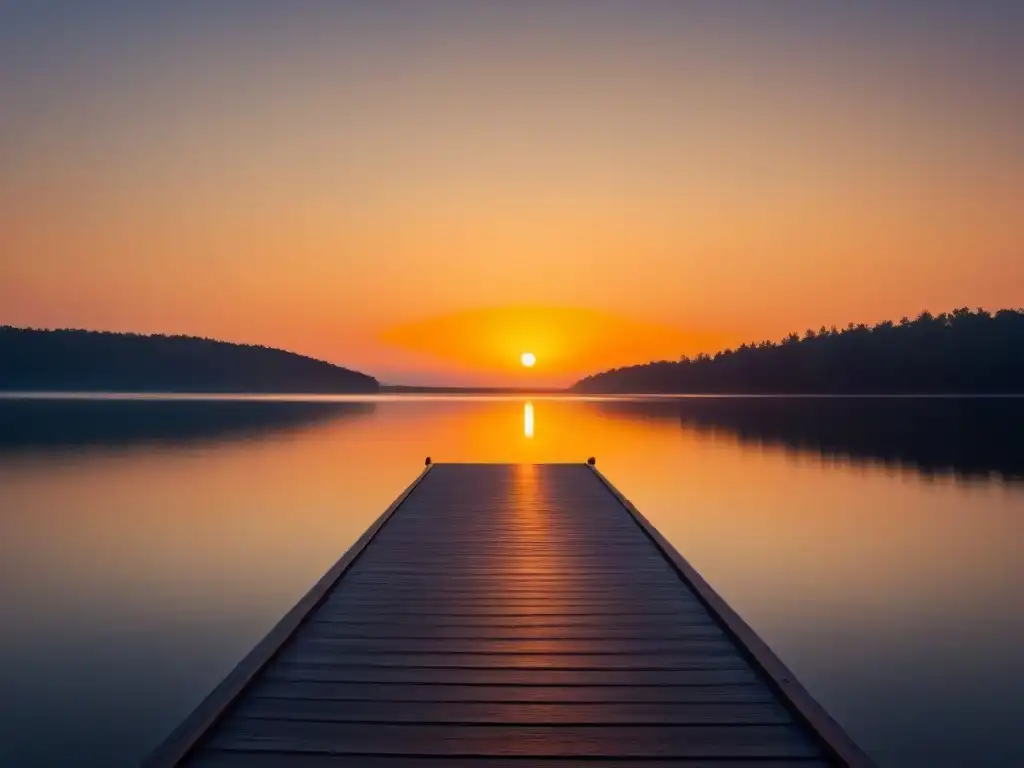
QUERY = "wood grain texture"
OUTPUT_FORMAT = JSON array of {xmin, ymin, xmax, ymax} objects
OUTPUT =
[
  {"xmin": 206, "ymin": 721, "xmax": 821, "ymax": 758},
  {"xmin": 150, "ymin": 463, "xmax": 874, "ymax": 766},
  {"xmin": 246, "ymin": 680, "xmax": 780, "ymax": 703},
  {"xmin": 306, "ymin": 613, "xmax": 719, "ymax": 629},
  {"xmin": 315, "ymin": 606, "xmax": 708, "ymax": 617},
  {"xmin": 263, "ymin": 664, "xmax": 764, "ymax": 686},
  {"xmin": 232, "ymin": 698, "xmax": 794, "ymax": 725},
  {"xmin": 303, "ymin": 620, "xmax": 725, "ymax": 639},
  {"xmin": 189, "ymin": 754, "xmax": 831, "ymax": 768},
  {"xmin": 275, "ymin": 652, "xmax": 749, "ymax": 670},
  {"xmin": 294, "ymin": 626, "xmax": 729, "ymax": 647}
]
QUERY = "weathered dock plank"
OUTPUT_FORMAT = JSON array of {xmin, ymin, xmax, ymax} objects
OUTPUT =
[
  {"xmin": 232, "ymin": 698, "xmax": 795, "ymax": 725},
  {"xmin": 261, "ymin": 664, "xmax": 764, "ymax": 687},
  {"xmin": 202, "ymin": 721, "xmax": 821, "ymax": 758},
  {"xmin": 245, "ymin": 679, "xmax": 780, "ymax": 703},
  {"xmin": 146, "ymin": 462, "xmax": 874, "ymax": 767},
  {"xmin": 188, "ymin": 757, "xmax": 833, "ymax": 768}
]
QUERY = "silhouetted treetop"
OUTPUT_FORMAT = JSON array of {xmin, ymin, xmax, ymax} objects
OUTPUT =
[
  {"xmin": 0, "ymin": 328, "xmax": 379, "ymax": 393},
  {"xmin": 573, "ymin": 308, "xmax": 1024, "ymax": 394}
]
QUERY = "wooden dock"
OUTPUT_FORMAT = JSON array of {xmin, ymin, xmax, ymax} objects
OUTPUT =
[{"xmin": 146, "ymin": 462, "xmax": 875, "ymax": 766}]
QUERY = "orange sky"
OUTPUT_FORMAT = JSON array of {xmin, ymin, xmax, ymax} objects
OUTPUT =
[{"xmin": 1, "ymin": 3, "xmax": 1022, "ymax": 385}]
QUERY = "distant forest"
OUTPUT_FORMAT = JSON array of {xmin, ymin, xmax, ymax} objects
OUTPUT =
[
  {"xmin": 574, "ymin": 308, "xmax": 1024, "ymax": 394},
  {"xmin": 0, "ymin": 328, "xmax": 379, "ymax": 393}
]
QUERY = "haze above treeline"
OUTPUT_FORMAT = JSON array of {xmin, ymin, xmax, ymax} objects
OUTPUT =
[{"xmin": 3, "ymin": 308, "xmax": 1024, "ymax": 395}]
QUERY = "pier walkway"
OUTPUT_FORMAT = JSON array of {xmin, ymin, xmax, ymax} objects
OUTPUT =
[{"xmin": 146, "ymin": 462, "xmax": 874, "ymax": 766}]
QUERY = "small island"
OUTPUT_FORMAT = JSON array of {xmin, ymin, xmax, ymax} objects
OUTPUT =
[
  {"xmin": 0, "ymin": 328, "xmax": 379, "ymax": 394},
  {"xmin": 573, "ymin": 308, "xmax": 1024, "ymax": 394}
]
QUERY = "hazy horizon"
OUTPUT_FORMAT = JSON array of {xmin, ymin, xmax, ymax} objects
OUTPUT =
[{"xmin": 5, "ymin": 307, "xmax": 1023, "ymax": 390}]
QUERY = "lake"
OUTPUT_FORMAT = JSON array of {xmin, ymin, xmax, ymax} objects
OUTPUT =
[{"xmin": 0, "ymin": 394, "xmax": 1022, "ymax": 766}]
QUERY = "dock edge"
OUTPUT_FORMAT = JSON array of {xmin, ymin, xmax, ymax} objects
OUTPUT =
[
  {"xmin": 142, "ymin": 463, "xmax": 435, "ymax": 767},
  {"xmin": 588, "ymin": 462, "xmax": 877, "ymax": 768}
]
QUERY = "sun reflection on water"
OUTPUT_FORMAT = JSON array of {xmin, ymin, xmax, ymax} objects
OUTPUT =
[{"xmin": 523, "ymin": 401, "xmax": 534, "ymax": 438}]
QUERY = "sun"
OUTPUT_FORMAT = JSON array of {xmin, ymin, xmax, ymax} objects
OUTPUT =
[{"xmin": 520, "ymin": 352, "xmax": 537, "ymax": 368}]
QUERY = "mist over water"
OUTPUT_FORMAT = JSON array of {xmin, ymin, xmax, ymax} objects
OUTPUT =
[{"xmin": 0, "ymin": 395, "xmax": 1022, "ymax": 766}]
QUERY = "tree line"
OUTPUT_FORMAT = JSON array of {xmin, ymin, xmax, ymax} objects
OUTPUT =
[
  {"xmin": 0, "ymin": 327, "xmax": 379, "ymax": 393},
  {"xmin": 573, "ymin": 308, "xmax": 1024, "ymax": 394}
]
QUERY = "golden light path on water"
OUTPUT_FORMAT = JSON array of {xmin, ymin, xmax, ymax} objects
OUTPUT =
[{"xmin": 524, "ymin": 401, "xmax": 535, "ymax": 438}]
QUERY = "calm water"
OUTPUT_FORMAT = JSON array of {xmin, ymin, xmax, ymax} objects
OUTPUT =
[{"xmin": 1, "ymin": 395, "xmax": 1022, "ymax": 767}]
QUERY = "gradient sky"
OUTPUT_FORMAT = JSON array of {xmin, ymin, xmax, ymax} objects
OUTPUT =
[{"xmin": 2, "ymin": 1, "xmax": 1022, "ymax": 385}]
